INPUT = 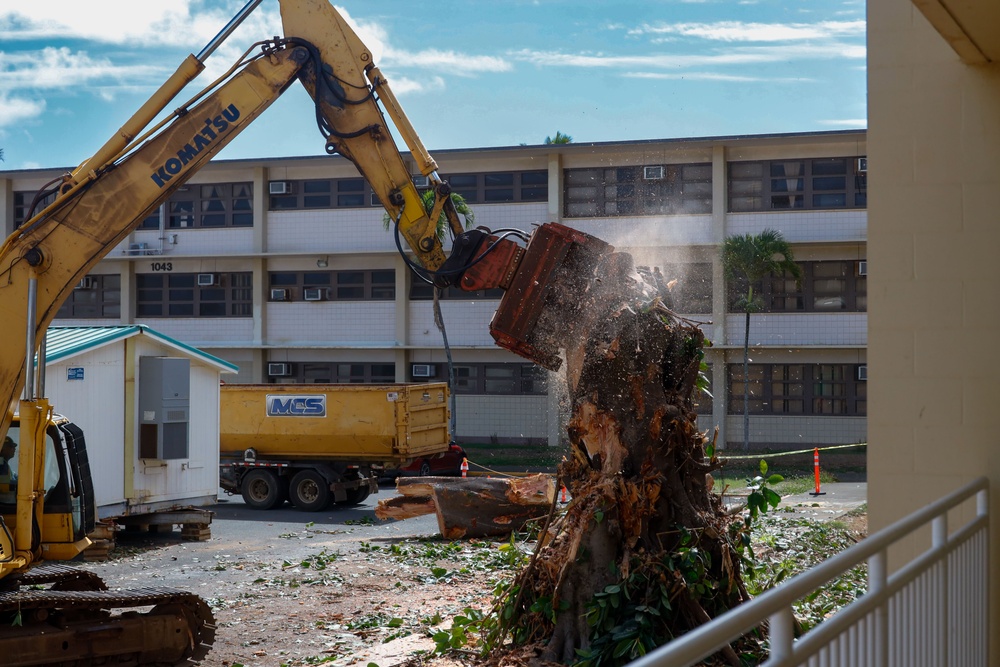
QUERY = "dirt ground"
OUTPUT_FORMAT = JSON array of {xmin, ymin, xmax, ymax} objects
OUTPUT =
[
  {"xmin": 204, "ymin": 548, "xmax": 497, "ymax": 667},
  {"xmin": 78, "ymin": 483, "xmax": 868, "ymax": 667},
  {"xmin": 86, "ymin": 530, "xmax": 513, "ymax": 667}
]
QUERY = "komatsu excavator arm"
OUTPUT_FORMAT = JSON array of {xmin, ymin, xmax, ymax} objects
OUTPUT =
[{"xmin": 278, "ymin": 0, "xmax": 614, "ymax": 369}]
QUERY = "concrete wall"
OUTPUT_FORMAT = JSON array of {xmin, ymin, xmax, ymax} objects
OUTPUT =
[{"xmin": 868, "ymin": 0, "xmax": 1000, "ymax": 662}]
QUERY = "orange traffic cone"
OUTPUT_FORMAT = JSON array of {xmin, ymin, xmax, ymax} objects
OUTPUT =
[
  {"xmin": 560, "ymin": 485, "xmax": 568, "ymax": 503},
  {"xmin": 461, "ymin": 458, "xmax": 469, "ymax": 478}
]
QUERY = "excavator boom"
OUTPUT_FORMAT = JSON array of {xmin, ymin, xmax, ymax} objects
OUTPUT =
[{"xmin": 281, "ymin": 0, "xmax": 615, "ymax": 370}]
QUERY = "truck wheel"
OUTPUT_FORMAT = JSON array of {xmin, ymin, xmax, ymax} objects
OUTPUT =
[
  {"xmin": 340, "ymin": 484, "xmax": 371, "ymax": 505},
  {"xmin": 241, "ymin": 469, "xmax": 284, "ymax": 510},
  {"xmin": 289, "ymin": 470, "xmax": 331, "ymax": 512}
]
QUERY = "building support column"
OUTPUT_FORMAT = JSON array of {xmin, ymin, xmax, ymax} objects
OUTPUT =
[{"xmin": 711, "ymin": 144, "xmax": 729, "ymax": 448}]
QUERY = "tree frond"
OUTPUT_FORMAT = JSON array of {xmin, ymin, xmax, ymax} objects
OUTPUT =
[
  {"xmin": 381, "ymin": 190, "xmax": 475, "ymax": 240},
  {"xmin": 733, "ymin": 294, "xmax": 763, "ymax": 314},
  {"xmin": 722, "ymin": 228, "xmax": 801, "ymax": 284}
]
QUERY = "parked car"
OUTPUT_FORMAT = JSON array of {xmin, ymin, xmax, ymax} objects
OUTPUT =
[{"xmin": 382, "ymin": 443, "xmax": 467, "ymax": 479}]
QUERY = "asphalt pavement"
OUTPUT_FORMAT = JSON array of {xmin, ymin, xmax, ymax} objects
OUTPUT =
[{"xmin": 776, "ymin": 482, "xmax": 867, "ymax": 520}]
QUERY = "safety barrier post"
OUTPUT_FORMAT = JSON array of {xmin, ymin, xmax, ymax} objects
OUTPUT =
[{"xmin": 809, "ymin": 447, "xmax": 826, "ymax": 496}]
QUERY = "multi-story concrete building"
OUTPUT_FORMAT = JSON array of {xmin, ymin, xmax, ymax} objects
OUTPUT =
[{"xmin": 0, "ymin": 129, "xmax": 867, "ymax": 450}]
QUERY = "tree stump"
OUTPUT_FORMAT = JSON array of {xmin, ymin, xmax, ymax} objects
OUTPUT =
[{"xmin": 494, "ymin": 252, "xmax": 752, "ymax": 665}]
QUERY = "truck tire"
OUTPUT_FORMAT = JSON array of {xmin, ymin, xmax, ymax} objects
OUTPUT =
[
  {"xmin": 289, "ymin": 470, "xmax": 331, "ymax": 511},
  {"xmin": 340, "ymin": 484, "xmax": 371, "ymax": 506},
  {"xmin": 241, "ymin": 469, "xmax": 284, "ymax": 510}
]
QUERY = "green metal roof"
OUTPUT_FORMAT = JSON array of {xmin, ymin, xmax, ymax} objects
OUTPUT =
[{"xmin": 44, "ymin": 326, "xmax": 239, "ymax": 374}]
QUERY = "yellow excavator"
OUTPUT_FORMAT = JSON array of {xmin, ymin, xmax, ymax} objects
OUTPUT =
[{"xmin": 0, "ymin": 0, "xmax": 613, "ymax": 663}]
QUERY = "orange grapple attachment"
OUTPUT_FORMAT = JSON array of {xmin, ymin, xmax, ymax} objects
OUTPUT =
[{"xmin": 485, "ymin": 223, "xmax": 614, "ymax": 371}]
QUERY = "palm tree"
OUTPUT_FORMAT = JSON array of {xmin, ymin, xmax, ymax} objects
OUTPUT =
[
  {"xmin": 722, "ymin": 229, "xmax": 801, "ymax": 450},
  {"xmin": 544, "ymin": 131, "xmax": 572, "ymax": 144}
]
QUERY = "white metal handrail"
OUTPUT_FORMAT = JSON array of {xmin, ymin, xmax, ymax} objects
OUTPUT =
[{"xmin": 629, "ymin": 476, "xmax": 989, "ymax": 667}]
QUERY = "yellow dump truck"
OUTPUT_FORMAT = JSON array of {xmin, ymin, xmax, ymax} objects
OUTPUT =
[{"xmin": 219, "ymin": 383, "xmax": 450, "ymax": 511}]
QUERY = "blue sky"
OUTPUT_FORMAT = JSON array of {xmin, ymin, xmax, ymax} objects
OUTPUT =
[{"xmin": 0, "ymin": 0, "xmax": 866, "ymax": 171}]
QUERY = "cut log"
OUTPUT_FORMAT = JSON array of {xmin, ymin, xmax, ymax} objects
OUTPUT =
[
  {"xmin": 374, "ymin": 494, "xmax": 435, "ymax": 521},
  {"xmin": 376, "ymin": 474, "xmax": 555, "ymax": 539}
]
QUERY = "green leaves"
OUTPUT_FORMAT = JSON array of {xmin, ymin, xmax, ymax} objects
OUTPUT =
[
  {"xmin": 745, "ymin": 459, "xmax": 784, "ymax": 520},
  {"xmin": 431, "ymin": 607, "xmax": 487, "ymax": 655}
]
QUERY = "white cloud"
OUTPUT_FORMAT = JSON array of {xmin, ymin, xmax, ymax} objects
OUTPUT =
[
  {"xmin": 0, "ymin": 1, "xmax": 229, "ymax": 48},
  {"xmin": 625, "ymin": 71, "xmax": 770, "ymax": 83},
  {"xmin": 0, "ymin": 94, "xmax": 45, "ymax": 128},
  {"xmin": 382, "ymin": 48, "xmax": 511, "ymax": 76},
  {"xmin": 629, "ymin": 20, "xmax": 865, "ymax": 42},
  {"xmin": 0, "ymin": 1, "xmax": 503, "ymax": 111},
  {"xmin": 386, "ymin": 75, "xmax": 447, "ymax": 95},
  {"xmin": 0, "ymin": 47, "xmax": 163, "ymax": 91},
  {"xmin": 511, "ymin": 41, "xmax": 864, "ymax": 70}
]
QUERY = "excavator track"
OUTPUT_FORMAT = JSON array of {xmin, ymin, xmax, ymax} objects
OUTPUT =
[
  {"xmin": 0, "ymin": 572, "xmax": 215, "ymax": 667},
  {"xmin": 8, "ymin": 563, "xmax": 108, "ymax": 591}
]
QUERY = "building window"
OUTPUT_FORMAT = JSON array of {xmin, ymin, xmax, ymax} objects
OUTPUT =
[
  {"xmin": 727, "ymin": 364, "xmax": 866, "ymax": 416},
  {"xmin": 268, "ymin": 270, "xmax": 395, "ymax": 301},
  {"xmin": 140, "ymin": 183, "xmax": 253, "ymax": 229},
  {"xmin": 444, "ymin": 363, "xmax": 547, "ymax": 395},
  {"xmin": 409, "ymin": 283, "xmax": 504, "ymax": 300},
  {"xmin": 14, "ymin": 190, "xmax": 58, "ymax": 228},
  {"xmin": 728, "ymin": 157, "xmax": 867, "ymax": 212},
  {"xmin": 268, "ymin": 177, "xmax": 392, "ymax": 210},
  {"xmin": 283, "ymin": 362, "xmax": 395, "ymax": 383},
  {"xmin": 564, "ymin": 164, "xmax": 712, "ymax": 218},
  {"xmin": 136, "ymin": 272, "xmax": 252, "ymax": 317},
  {"xmin": 55, "ymin": 275, "xmax": 121, "ymax": 319},
  {"xmin": 729, "ymin": 260, "xmax": 867, "ymax": 313},
  {"xmin": 438, "ymin": 171, "xmax": 548, "ymax": 204}
]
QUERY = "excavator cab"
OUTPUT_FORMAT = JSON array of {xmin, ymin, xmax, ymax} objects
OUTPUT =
[{"xmin": 0, "ymin": 416, "xmax": 96, "ymax": 570}]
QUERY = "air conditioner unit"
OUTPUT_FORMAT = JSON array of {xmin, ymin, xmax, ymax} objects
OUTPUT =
[
  {"xmin": 857, "ymin": 260, "xmax": 868, "ymax": 276},
  {"xmin": 268, "ymin": 181, "xmax": 292, "ymax": 195},
  {"xmin": 412, "ymin": 364, "xmax": 436, "ymax": 378},
  {"xmin": 270, "ymin": 288, "xmax": 290, "ymax": 301},
  {"xmin": 75, "ymin": 277, "xmax": 96, "ymax": 290},
  {"xmin": 197, "ymin": 273, "xmax": 218, "ymax": 286},
  {"xmin": 303, "ymin": 287, "xmax": 329, "ymax": 301},
  {"xmin": 268, "ymin": 362, "xmax": 292, "ymax": 377},
  {"xmin": 856, "ymin": 157, "xmax": 868, "ymax": 173},
  {"xmin": 413, "ymin": 175, "xmax": 430, "ymax": 188},
  {"xmin": 857, "ymin": 365, "xmax": 868, "ymax": 381},
  {"xmin": 643, "ymin": 165, "xmax": 665, "ymax": 180}
]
